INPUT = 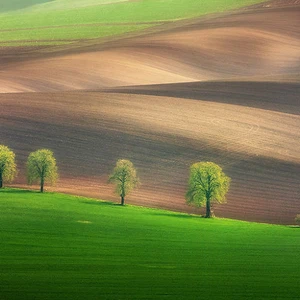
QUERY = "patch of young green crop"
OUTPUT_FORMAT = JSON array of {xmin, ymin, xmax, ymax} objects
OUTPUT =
[
  {"xmin": 0, "ymin": 24, "xmax": 152, "ymax": 42},
  {"xmin": 0, "ymin": 188, "xmax": 299, "ymax": 299},
  {"xmin": 22, "ymin": 0, "xmax": 131, "ymax": 12},
  {"xmin": 0, "ymin": 0, "xmax": 267, "ymax": 30},
  {"xmin": 0, "ymin": 0, "xmax": 130, "ymax": 13}
]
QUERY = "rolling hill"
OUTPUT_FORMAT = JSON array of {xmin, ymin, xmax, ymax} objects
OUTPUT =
[
  {"xmin": 0, "ymin": 0, "xmax": 265, "ymax": 47},
  {"xmin": 0, "ymin": 2, "xmax": 299, "ymax": 92},
  {"xmin": 0, "ymin": 0, "xmax": 299, "ymax": 224}
]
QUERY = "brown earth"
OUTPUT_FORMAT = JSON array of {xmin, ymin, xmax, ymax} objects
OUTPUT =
[
  {"xmin": 1, "ymin": 88, "xmax": 299, "ymax": 224},
  {"xmin": 0, "ymin": 4, "xmax": 299, "ymax": 92},
  {"xmin": 0, "ymin": 1, "xmax": 299, "ymax": 224}
]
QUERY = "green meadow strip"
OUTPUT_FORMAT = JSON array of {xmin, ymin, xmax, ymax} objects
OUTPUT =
[
  {"xmin": 0, "ymin": 188, "xmax": 299, "ymax": 299},
  {"xmin": 0, "ymin": 0, "xmax": 127, "ymax": 13},
  {"xmin": 0, "ymin": 0, "xmax": 267, "ymax": 29},
  {"xmin": 0, "ymin": 24, "xmax": 152, "ymax": 42}
]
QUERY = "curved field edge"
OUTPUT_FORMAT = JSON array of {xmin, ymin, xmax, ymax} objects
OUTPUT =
[
  {"xmin": 0, "ymin": 188, "xmax": 299, "ymax": 300},
  {"xmin": 1, "ymin": 4, "xmax": 299, "ymax": 91},
  {"xmin": 0, "ymin": 0, "xmax": 267, "ymax": 44}
]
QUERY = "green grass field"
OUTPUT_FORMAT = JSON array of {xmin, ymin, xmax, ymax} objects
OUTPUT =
[
  {"xmin": 0, "ymin": 0, "xmax": 266, "ymax": 46},
  {"xmin": 0, "ymin": 0, "xmax": 125, "ymax": 13},
  {"xmin": 0, "ymin": 188, "xmax": 299, "ymax": 299},
  {"xmin": 0, "ymin": 24, "xmax": 151, "ymax": 43}
]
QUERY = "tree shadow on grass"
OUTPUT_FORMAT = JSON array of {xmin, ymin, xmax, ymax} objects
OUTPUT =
[
  {"xmin": 147, "ymin": 212, "xmax": 201, "ymax": 219},
  {"xmin": 80, "ymin": 200, "xmax": 118, "ymax": 207}
]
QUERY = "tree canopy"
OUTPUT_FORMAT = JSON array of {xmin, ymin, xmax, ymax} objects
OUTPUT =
[
  {"xmin": 108, "ymin": 159, "xmax": 139, "ymax": 205},
  {"xmin": 186, "ymin": 161, "xmax": 230, "ymax": 218},
  {"xmin": 0, "ymin": 145, "xmax": 17, "ymax": 188},
  {"xmin": 26, "ymin": 149, "xmax": 58, "ymax": 192}
]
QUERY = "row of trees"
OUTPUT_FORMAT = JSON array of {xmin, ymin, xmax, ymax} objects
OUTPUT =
[
  {"xmin": 0, "ymin": 145, "xmax": 231, "ymax": 218},
  {"xmin": 0, "ymin": 146, "xmax": 57, "ymax": 193},
  {"xmin": 108, "ymin": 160, "xmax": 231, "ymax": 218}
]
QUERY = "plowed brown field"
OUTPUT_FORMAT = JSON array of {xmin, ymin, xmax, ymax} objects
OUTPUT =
[{"xmin": 0, "ymin": 1, "xmax": 299, "ymax": 224}]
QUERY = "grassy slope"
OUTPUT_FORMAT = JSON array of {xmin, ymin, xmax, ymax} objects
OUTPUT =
[
  {"xmin": 0, "ymin": 0, "xmax": 126, "ymax": 13},
  {"xmin": 0, "ymin": 0, "xmax": 52, "ymax": 13},
  {"xmin": 0, "ymin": 189, "xmax": 299, "ymax": 299},
  {"xmin": 0, "ymin": 0, "xmax": 266, "ymax": 44},
  {"xmin": 0, "ymin": 24, "xmax": 151, "ymax": 42},
  {"xmin": 17, "ymin": 0, "xmax": 130, "ymax": 12}
]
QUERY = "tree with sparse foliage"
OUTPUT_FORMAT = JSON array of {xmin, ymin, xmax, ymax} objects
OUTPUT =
[
  {"xmin": 0, "ymin": 145, "xmax": 17, "ymax": 188},
  {"xmin": 108, "ymin": 159, "xmax": 139, "ymax": 205},
  {"xmin": 26, "ymin": 149, "xmax": 58, "ymax": 193},
  {"xmin": 186, "ymin": 162, "xmax": 230, "ymax": 218}
]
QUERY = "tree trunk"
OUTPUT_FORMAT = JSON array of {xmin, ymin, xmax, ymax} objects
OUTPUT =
[
  {"xmin": 121, "ymin": 195, "xmax": 125, "ymax": 206},
  {"xmin": 0, "ymin": 172, "xmax": 3, "ymax": 188},
  {"xmin": 205, "ymin": 199, "xmax": 214, "ymax": 218},
  {"xmin": 40, "ymin": 177, "xmax": 44, "ymax": 193}
]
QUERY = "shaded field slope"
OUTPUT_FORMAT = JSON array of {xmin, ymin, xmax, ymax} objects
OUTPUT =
[
  {"xmin": 1, "ymin": 89, "xmax": 299, "ymax": 224},
  {"xmin": 0, "ymin": 189, "xmax": 300, "ymax": 299},
  {"xmin": 0, "ymin": 1, "xmax": 299, "ymax": 224}
]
